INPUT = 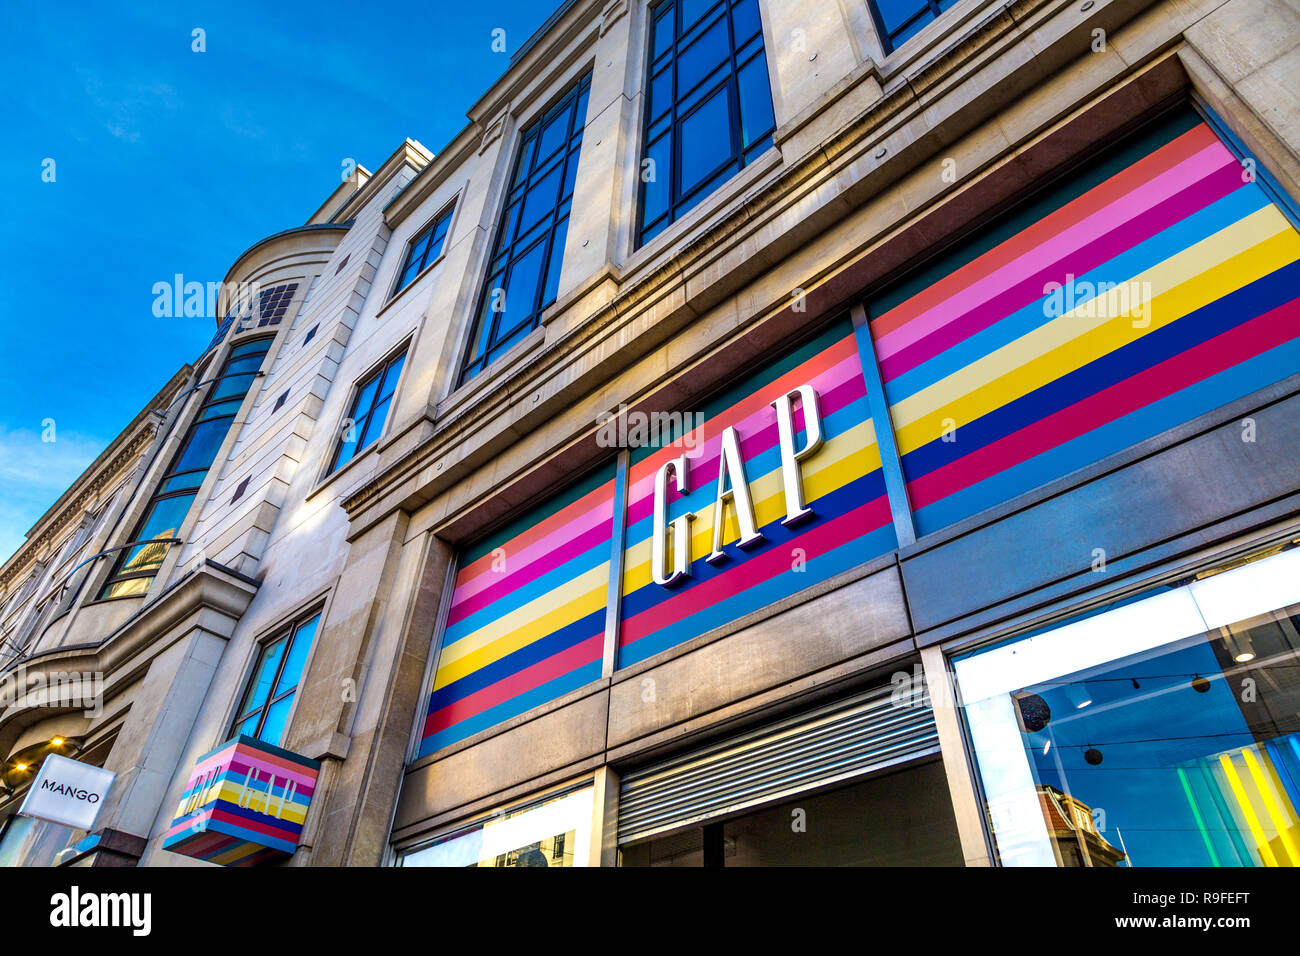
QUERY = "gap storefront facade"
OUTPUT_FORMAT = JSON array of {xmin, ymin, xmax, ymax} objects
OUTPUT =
[{"xmin": 393, "ymin": 99, "xmax": 1300, "ymax": 867}]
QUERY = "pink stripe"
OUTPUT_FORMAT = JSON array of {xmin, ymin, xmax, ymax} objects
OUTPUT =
[
  {"xmin": 423, "ymin": 633, "xmax": 605, "ymax": 736},
  {"xmin": 879, "ymin": 161, "xmax": 1247, "ymax": 381},
  {"xmin": 224, "ymin": 755, "xmax": 318, "ymax": 791},
  {"xmin": 450, "ymin": 497, "xmax": 615, "ymax": 610},
  {"xmin": 620, "ymin": 497, "xmax": 892, "ymax": 646},
  {"xmin": 624, "ymin": 357, "xmax": 867, "ymax": 526},
  {"xmin": 445, "ymin": 517, "xmax": 613, "ymax": 628},
  {"xmin": 874, "ymin": 140, "xmax": 1238, "ymax": 361},
  {"xmin": 907, "ymin": 296, "xmax": 1300, "ymax": 508}
]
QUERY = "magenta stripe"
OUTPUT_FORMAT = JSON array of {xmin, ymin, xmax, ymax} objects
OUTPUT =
[
  {"xmin": 445, "ymin": 516, "xmax": 614, "ymax": 627},
  {"xmin": 624, "ymin": 359, "xmax": 868, "ymax": 525},
  {"xmin": 449, "ymin": 495, "xmax": 614, "ymax": 610},
  {"xmin": 880, "ymin": 161, "xmax": 1247, "ymax": 381},
  {"xmin": 874, "ymin": 140, "xmax": 1238, "ymax": 362}
]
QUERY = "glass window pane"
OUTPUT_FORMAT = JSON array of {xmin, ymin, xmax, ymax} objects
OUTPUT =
[
  {"xmin": 357, "ymin": 397, "xmax": 391, "ymax": 452},
  {"xmin": 536, "ymin": 106, "xmax": 571, "ymax": 163},
  {"xmin": 649, "ymin": 66, "xmax": 673, "ymax": 122},
  {"xmin": 158, "ymin": 469, "xmax": 207, "ymax": 494},
  {"xmin": 352, "ymin": 373, "xmax": 383, "ymax": 421},
  {"xmin": 542, "ymin": 219, "xmax": 569, "ymax": 309},
  {"xmin": 652, "ymin": 3, "xmax": 674, "ymax": 59},
  {"xmin": 377, "ymin": 353, "xmax": 406, "ymax": 403},
  {"xmin": 274, "ymin": 615, "xmax": 318, "ymax": 696},
  {"xmin": 401, "ymin": 787, "xmax": 594, "ymax": 867},
  {"xmin": 209, "ymin": 371, "xmax": 258, "ymax": 403},
  {"xmin": 501, "ymin": 239, "xmax": 548, "ymax": 333},
  {"xmin": 875, "ymin": 0, "xmax": 927, "ymax": 33},
  {"xmin": 678, "ymin": 86, "xmax": 733, "ymax": 196},
  {"xmin": 732, "ymin": 0, "xmax": 761, "ymax": 43},
  {"xmin": 171, "ymin": 417, "xmax": 232, "ymax": 474},
  {"xmin": 243, "ymin": 639, "xmax": 286, "ymax": 716},
  {"xmin": 235, "ymin": 714, "xmax": 260, "ymax": 738},
  {"xmin": 642, "ymin": 135, "xmax": 671, "ymax": 227},
  {"xmin": 676, "ymin": 16, "xmax": 729, "ymax": 95},
  {"xmin": 738, "ymin": 52, "xmax": 775, "ymax": 149},
  {"xmin": 681, "ymin": 0, "xmax": 720, "ymax": 32},
  {"xmin": 518, "ymin": 164, "xmax": 563, "ymax": 237},
  {"xmin": 259, "ymin": 696, "xmax": 293, "ymax": 746}
]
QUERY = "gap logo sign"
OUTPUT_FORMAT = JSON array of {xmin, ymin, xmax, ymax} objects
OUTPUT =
[{"xmin": 163, "ymin": 735, "xmax": 319, "ymax": 866}]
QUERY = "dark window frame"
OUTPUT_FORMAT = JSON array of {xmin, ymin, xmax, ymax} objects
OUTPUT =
[
  {"xmin": 326, "ymin": 346, "xmax": 408, "ymax": 474},
  {"xmin": 635, "ymin": 0, "xmax": 776, "ymax": 248},
  {"xmin": 98, "ymin": 337, "xmax": 274, "ymax": 599},
  {"xmin": 230, "ymin": 610, "xmax": 321, "ymax": 746},
  {"xmin": 867, "ymin": 0, "xmax": 958, "ymax": 55},
  {"xmin": 457, "ymin": 72, "xmax": 592, "ymax": 386},
  {"xmin": 392, "ymin": 202, "xmax": 457, "ymax": 297}
]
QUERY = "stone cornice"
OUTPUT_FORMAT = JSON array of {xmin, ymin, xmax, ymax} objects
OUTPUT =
[
  {"xmin": 0, "ymin": 561, "xmax": 258, "ymax": 753},
  {"xmin": 342, "ymin": 0, "xmax": 1169, "ymax": 535}
]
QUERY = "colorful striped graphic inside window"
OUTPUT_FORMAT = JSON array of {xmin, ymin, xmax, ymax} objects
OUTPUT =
[
  {"xmin": 418, "ymin": 464, "xmax": 617, "ymax": 758},
  {"xmin": 868, "ymin": 108, "xmax": 1300, "ymax": 536},
  {"xmin": 618, "ymin": 319, "xmax": 897, "ymax": 668}
]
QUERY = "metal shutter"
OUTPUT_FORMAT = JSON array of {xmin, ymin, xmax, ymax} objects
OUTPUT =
[{"xmin": 617, "ymin": 682, "xmax": 939, "ymax": 845}]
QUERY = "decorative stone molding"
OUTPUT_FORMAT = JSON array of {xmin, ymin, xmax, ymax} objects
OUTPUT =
[{"xmin": 599, "ymin": 0, "xmax": 628, "ymax": 36}]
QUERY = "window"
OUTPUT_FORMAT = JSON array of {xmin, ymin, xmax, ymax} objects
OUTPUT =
[
  {"xmin": 869, "ymin": 0, "xmax": 961, "ymax": 54},
  {"xmin": 231, "ymin": 612, "xmax": 320, "ymax": 746},
  {"xmin": 637, "ymin": 0, "xmax": 775, "ymax": 246},
  {"xmin": 955, "ymin": 545, "xmax": 1300, "ymax": 867},
  {"xmin": 100, "ymin": 338, "xmax": 272, "ymax": 599},
  {"xmin": 399, "ymin": 785, "xmax": 594, "ymax": 867},
  {"xmin": 394, "ymin": 205, "xmax": 454, "ymax": 294},
  {"xmin": 459, "ymin": 73, "xmax": 591, "ymax": 385},
  {"xmin": 329, "ymin": 348, "xmax": 406, "ymax": 472}
]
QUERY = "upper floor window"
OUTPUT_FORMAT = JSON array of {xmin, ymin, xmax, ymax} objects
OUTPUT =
[
  {"xmin": 100, "ymin": 337, "xmax": 273, "ymax": 599},
  {"xmin": 459, "ymin": 73, "xmax": 592, "ymax": 385},
  {"xmin": 869, "ymin": 0, "xmax": 960, "ymax": 53},
  {"xmin": 329, "ymin": 348, "xmax": 407, "ymax": 472},
  {"xmin": 638, "ymin": 0, "xmax": 775, "ymax": 246},
  {"xmin": 231, "ymin": 612, "xmax": 320, "ymax": 746},
  {"xmin": 394, "ymin": 204, "xmax": 455, "ymax": 295}
]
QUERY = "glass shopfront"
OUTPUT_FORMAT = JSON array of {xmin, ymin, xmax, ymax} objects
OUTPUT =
[
  {"xmin": 955, "ymin": 544, "xmax": 1300, "ymax": 867},
  {"xmin": 398, "ymin": 785, "xmax": 595, "ymax": 868}
]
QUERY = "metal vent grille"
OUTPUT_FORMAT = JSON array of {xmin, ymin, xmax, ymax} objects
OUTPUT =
[{"xmin": 617, "ymin": 682, "xmax": 939, "ymax": 845}]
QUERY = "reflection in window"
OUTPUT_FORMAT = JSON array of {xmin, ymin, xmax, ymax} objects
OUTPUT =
[
  {"xmin": 638, "ymin": 0, "xmax": 775, "ymax": 246},
  {"xmin": 459, "ymin": 74, "xmax": 591, "ymax": 385},
  {"xmin": 400, "ymin": 786, "xmax": 593, "ymax": 867},
  {"xmin": 869, "ymin": 0, "xmax": 961, "ymax": 54},
  {"xmin": 232, "ymin": 612, "xmax": 320, "ymax": 746},
  {"xmin": 100, "ymin": 338, "xmax": 272, "ymax": 599},
  {"xmin": 394, "ymin": 204, "xmax": 455, "ymax": 294},
  {"xmin": 956, "ymin": 547, "xmax": 1300, "ymax": 867},
  {"xmin": 329, "ymin": 349, "xmax": 406, "ymax": 472}
]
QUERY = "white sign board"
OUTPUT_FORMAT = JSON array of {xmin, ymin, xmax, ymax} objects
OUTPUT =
[{"xmin": 18, "ymin": 754, "xmax": 115, "ymax": 831}]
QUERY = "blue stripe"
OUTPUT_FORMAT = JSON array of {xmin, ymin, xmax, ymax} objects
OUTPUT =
[
  {"xmin": 443, "ymin": 538, "xmax": 610, "ymax": 646},
  {"xmin": 913, "ymin": 329, "xmax": 1300, "ymax": 533},
  {"xmin": 621, "ymin": 470, "xmax": 891, "ymax": 619},
  {"xmin": 885, "ymin": 184, "xmax": 1270, "ymax": 403},
  {"xmin": 619, "ymin": 523, "xmax": 899, "ymax": 668},
  {"xmin": 899, "ymin": 257, "xmax": 1300, "ymax": 482},
  {"xmin": 428, "ymin": 607, "xmax": 605, "ymax": 711},
  {"xmin": 419, "ymin": 659, "xmax": 603, "ymax": 756}
]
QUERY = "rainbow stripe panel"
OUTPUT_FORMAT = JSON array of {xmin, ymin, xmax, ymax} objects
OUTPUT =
[
  {"xmin": 163, "ymin": 735, "xmax": 320, "ymax": 867},
  {"xmin": 619, "ymin": 319, "xmax": 897, "ymax": 668},
  {"xmin": 868, "ymin": 109, "xmax": 1300, "ymax": 536},
  {"xmin": 418, "ymin": 464, "xmax": 617, "ymax": 758}
]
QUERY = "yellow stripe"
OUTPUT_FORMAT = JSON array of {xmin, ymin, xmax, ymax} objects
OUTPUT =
[
  {"xmin": 622, "ymin": 420, "xmax": 880, "ymax": 596},
  {"xmin": 891, "ymin": 206, "xmax": 1300, "ymax": 453},
  {"xmin": 434, "ymin": 564, "xmax": 609, "ymax": 689},
  {"xmin": 1242, "ymin": 748, "xmax": 1300, "ymax": 866},
  {"xmin": 198, "ymin": 782, "xmax": 310, "ymax": 825},
  {"xmin": 1219, "ymin": 753, "xmax": 1279, "ymax": 867}
]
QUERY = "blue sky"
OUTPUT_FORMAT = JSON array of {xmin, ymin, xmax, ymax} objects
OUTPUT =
[{"xmin": 0, "ymin": 0, "xmax": 556, "ymax": 562}]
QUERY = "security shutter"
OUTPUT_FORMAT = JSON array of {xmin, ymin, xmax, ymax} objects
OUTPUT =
[{"xmin": 617, "ymin": 681, "xmax": 939, "ymax": 845}]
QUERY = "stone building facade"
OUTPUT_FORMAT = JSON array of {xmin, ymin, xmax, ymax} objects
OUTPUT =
[{"xmin": 2, "ymin": 0, "xmax": 1299, "ymax": 867}]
